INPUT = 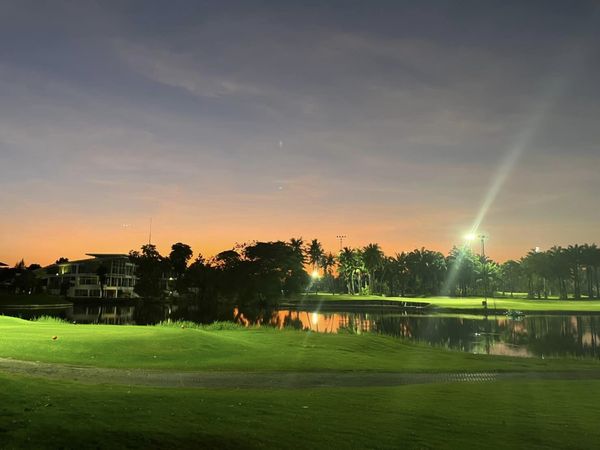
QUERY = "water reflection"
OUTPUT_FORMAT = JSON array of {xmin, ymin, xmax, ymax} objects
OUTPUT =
[
  {"xmin": 3, "ymin": 302, "xmax": 600, "ymax": 359},
  {"xmin": 251, "ymin": 310, "xmax": 600, "ymax": 358}
]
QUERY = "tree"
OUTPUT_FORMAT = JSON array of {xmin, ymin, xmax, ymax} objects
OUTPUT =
[
  {"xmin": 362, "ymin": 243, "xmax": 384, "ymax": 294},
  {"xmin": 392, "ymin": 252, "xmax": 410, "ymax": 297},
  {"xmin": 289, "ymin": 237, "xmax": 305, "ymax": 264},
  {"xmin": 320, "ymin": 252, "xmax": 337, "ymax": 293},
  {"xmin": 169, "ymin": 242, "xmax": 193, "ymax": 293},
  {"xmin": 592, "ymin": 244, "xmax": 600, "ymax": 299},
  {"xmin": 129, "ymin": 244, "xmax": 165, "ymax": 299},
  {"xmin": 582, "ymin": 244, "xmax": 598, "ymax": 299},
  {"xmin": 475, "ymin": 256, "xmax": 500, "ymax": 297},
  {"xmin": 352, "ymin": 249, "xmax": 366, "ymax": 294},
  {"xmin": 96, "ymin": 264, "xmax": 108, "ymax": 298},
  {"xmin": 500, "ymin": 260, "xmax": 522, "ymax": 297},
  {"xmin": 338, "ymin": 247, "xmax": 356, "ymax": 294},
  {"xmin": 547, "ymin": 247, "xmax": 569, "ymax": 300},
  {"xmin": 307, "ymin": 239, "xmax": 324, "ymax": 273},
  {"xmin": 566, "ymin": 245, "xmax": 585, "ymax": 299},
  {"xmin": 404, "ymin": 248, "xmax": 446, "ymax": 296},
  {"xmin": 242, "ymin": 241, "xmax": 308, "ymax": 304},
  {"xmin": 321, "ymin": 253, "xmax": 336, "ymax": 277},
  {"xmin": 13, "ymin": 268, "xmax": 38, "ymax": 294},
  {"xmin": 446, "ymin": 246, "xmax": 476, "ymax": 297},
  {"xmin": 185, "ymin": 254, "xmax": 219, "ymax": 311},
  {"xmin": 55, "ymin": 257, "xmax": 69, "ymax": 264},
  {"xmin": 520, "ymin": 249, "xmax": 548, "ymax": 299}
]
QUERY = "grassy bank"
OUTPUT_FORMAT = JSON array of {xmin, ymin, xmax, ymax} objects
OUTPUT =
[
  {"xmin": 1, "ymin": 316, "xmax": 599, "ymax": 373},
  {"xmin": 2, "ymin": 372, "xmax": 600, "ymax": 449},
  {"xmin": 297, "ymin": 293, "xmax": 600, "ymax": 312}
]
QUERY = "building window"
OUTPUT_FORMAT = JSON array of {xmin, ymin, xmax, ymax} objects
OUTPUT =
[
  {"xmin": 111, "ymin": 260, "xmax": 126, "ymax": 275},
  {"xmin": 79, "ymin": 277, "xmax": 98, "ymax": 285},
  {"xmin": 74, "ymin": 289, "xmax": 88, "ymax": 297}
]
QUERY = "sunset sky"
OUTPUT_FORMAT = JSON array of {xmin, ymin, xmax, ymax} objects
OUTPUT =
[{"xmin": 1, "ymin": 1, "xmax": 599, "ymax": 266}]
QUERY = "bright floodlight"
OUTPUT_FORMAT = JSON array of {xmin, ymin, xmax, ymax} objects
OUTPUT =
[
  {"xmin": 311, "ymin": 269, "xmax": 320, "ymax": 280},
  {"xmin": 464, "ymin": 233, "xmax": 477, "ymax": 241}
]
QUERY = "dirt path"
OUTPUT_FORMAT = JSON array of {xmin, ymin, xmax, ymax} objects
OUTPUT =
[{"xmin": 2, "ymin": 357, "xmax": 600, "ymax": 388}]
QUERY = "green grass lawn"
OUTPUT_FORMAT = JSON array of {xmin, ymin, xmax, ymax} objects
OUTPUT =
[
  {"xmin": 300, "ymin": 293, "xmax": 600, "ymax": 312},
  {"xmin": 2, "ymin": 372, "xmax": 600, "ymax": 449},
  {"xmin": 1, "ymin": 316, "xmax": 599, "ymax": 373},
  {"xmin": 2, "ymin": 317, "xmax": 600, "ymax": 448}
]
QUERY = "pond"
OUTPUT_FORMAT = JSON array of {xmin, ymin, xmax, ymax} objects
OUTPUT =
[{"xmin": 3, "ymin": 301, "xmax": 600, "ymax": 359}]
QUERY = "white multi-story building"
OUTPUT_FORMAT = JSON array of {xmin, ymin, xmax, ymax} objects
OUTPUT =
[{"xmin": 41, "ymin": 253, "xmax": 137, "ymax": 299}]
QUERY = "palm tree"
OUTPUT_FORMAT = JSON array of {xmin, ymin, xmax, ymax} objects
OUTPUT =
[
  {"xmin": 320, "ymin": 252, "xmax": 337, "ymax": 293},
  {"xmin": 445, "ymin": 246, "xmax": 477, "ymax": 297},
  {"xmin": 547, "ymin": 246, "xmax": 569, "ymax": 300},
  {"xmin": 393, "ymin": 252, "xmax": 409, "ymax": 297},
  {"xmin": 338, "ymin": 247, "xmax": 356, "ymax": 294},
  {"xmin": 593, "ymin": 244, "xmax": 600, "ymax": 299},
  {"xmin": 500, "ymin": 260, "xmax": 522, "ymax": 297},
  {"xmin": 289, "ymin": 237, "xmax": 305, "ymax": 263},
  {"xmin": 566, "ymin": 245, "xmax": 585, "ymax": 299},
  {"xmin": 307, "ymin": 239, "xmax": 324, "ymax": 274},
  {"xmin": 353, "ymin": 249, "xmax": 366, "ymax": 294},
  {"xmin": 320, "ymin": 252, "xmax": 336, "ymax": 277},
  {"xmin": 362, "ymin": 243, "xmax": 384, "ymax": 294},
  {"xmin": 582, "ymin": 244, "xmax": 598, "ymax": 299},
  {"xmin": 475, "ymin": 256, "xmax": 500, "ymax": 298},
  {"xmin": 404, "ymin": 248, "xmax": 446, "ymax": 296},
  {"xmin": 520, "ymin": 249, "xmax": 548, "ymax": 299}
]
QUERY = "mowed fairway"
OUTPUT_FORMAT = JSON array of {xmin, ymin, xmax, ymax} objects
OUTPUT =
[
  {"xmin": 300, "ymin": 293, "xmax": 600, "ymax": 312},
  {"xmin": 2, "ymin": 316, "xmax": 600, "ymax": 449},
  {"xmin": 2, "ymin": 372, "xmax": 600, "ymax": 449}
]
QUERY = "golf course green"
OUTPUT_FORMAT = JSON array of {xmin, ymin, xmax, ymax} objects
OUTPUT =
[
  {"xmin": 297, "ymin": 293, "xmax": 600, "ymax": 312},
  {"xmin": 2, "ymin": 316, "xmax": 600, "ymax": 449}
]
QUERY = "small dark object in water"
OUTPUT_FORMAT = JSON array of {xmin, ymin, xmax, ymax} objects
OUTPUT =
[{"xmin": 505, "ymin": 310, "xmax": 525, "ymax": 319}]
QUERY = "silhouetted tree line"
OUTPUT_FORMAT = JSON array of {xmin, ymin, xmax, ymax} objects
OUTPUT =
[
  {"xmin": 0, "ymin": 259, "xmax": 42, "ymax": 294},
  {"xmin": 3, "ymin": 240, "xmax": 598, "ymax": 302},
  {"xmin": 128, "ymin": 240, "xmax": 600, "ymax": 303},
  {"xmin": 331, "ymin": 243, "xmax": 600, "ymax": 299},
  {"xmin": 128, "ymin": 240, "xmax": 308, "ymax": 309}
]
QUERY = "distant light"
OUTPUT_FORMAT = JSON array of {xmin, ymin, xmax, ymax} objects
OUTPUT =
[
  {"xmin": 464, "ymin": 233, "xmax": 477, "ymax": 241},
  {"xmin": 311, "ymin": 270, "xmax": 320, "ymax": 280},
  {"xmin": 311, "ymin": 312, "xmax": 319, "ymax": 323}
]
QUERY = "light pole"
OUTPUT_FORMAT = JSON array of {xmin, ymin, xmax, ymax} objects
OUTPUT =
[
  {"xmin": 465, "ymin": 233, "xmax": 490, "ymax": 310},
  {"xmin": 466, "ymin": 232, "xmax": 492, "ymax": 355},
  {"xmin": 336, "ymin": 235, "xmax": 347, "ymax": 252}
]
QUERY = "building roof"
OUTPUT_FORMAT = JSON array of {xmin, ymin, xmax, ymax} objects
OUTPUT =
[
  {"xmin": 0, "ymin": 262, "xmax": 8, "ymax": 267},
  {"xmin": 39, "ymin": 253, "xmax": 132, "ymax": 272}
]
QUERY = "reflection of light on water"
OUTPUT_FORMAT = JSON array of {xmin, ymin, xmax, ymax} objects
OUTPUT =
[{"xmin": 272, "ymin": 311, "xmax": 600, "ymax": 359}]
